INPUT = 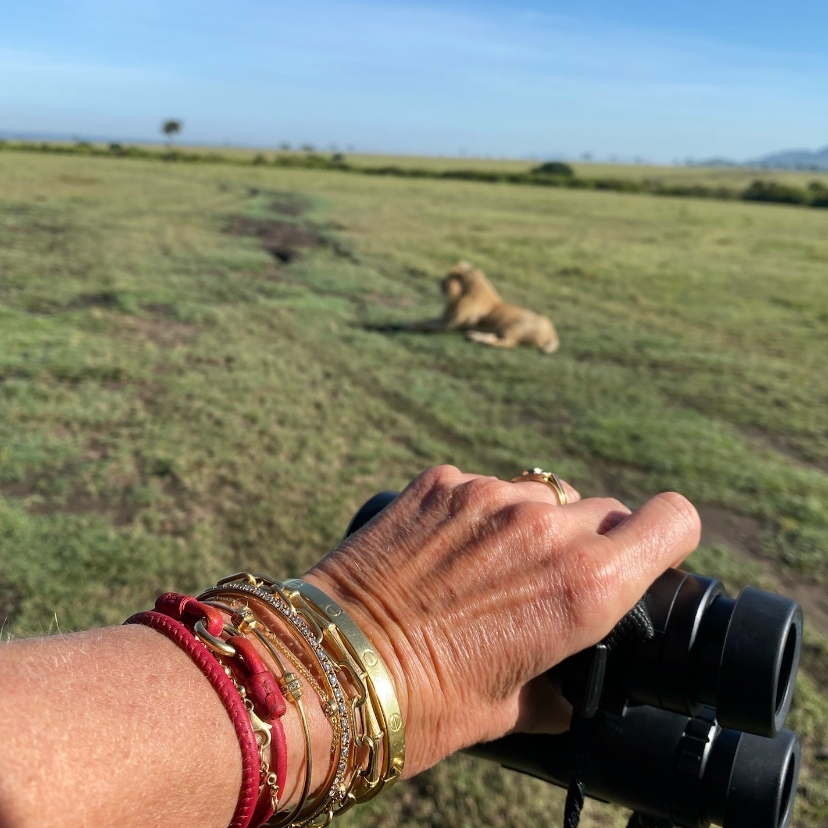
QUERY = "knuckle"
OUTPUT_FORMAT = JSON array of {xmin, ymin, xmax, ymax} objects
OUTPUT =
[
  {"xmin": 415, "ymin": 464, "xmax": 461, "ymax": 494},
  {"xmin": 451, "ymin": 476, "xmax": 508, "ymax": 513},
  {"xmin": 560, "ymin": 547, "xmax": 623, "ymax": 633}
]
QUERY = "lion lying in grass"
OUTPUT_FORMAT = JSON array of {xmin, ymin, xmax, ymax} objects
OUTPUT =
[{"xmin": 410, "ymin": 261, "xmax": 560, "ymax": 353}]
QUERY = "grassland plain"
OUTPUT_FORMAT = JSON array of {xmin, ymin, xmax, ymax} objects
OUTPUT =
[
  {"xmin": 1, "ymin": 151, "xmax": 827, "ymax": 828},
  {"xmin": 6, "ymin": 141, "xmax": 828, "ymax": 206}
]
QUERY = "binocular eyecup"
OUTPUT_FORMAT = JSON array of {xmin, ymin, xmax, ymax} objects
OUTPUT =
[{"xmin": 569, "ymin": 567, "xmax": 802, "ymax": 739}]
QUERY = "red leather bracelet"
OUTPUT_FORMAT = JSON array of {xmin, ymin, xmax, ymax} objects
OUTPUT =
[
  {"xmin": 124, "ymin": 610, "xmax": 262, "ymax": 828},
  {"xmin": 231, "ymin": 634, "xmax": 289, "ymax": 824},
  {"xmin": 132, "ymin": 593, "xmax": 291, "ymax": 825}
]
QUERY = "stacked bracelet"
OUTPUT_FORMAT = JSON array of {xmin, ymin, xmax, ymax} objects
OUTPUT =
[
  {"xmin": 200, "ymin": 579, "xmax": 356, "ymax": 827},
  {"xmin": 125, "ymin": 593, "xmax": 290, "ymax": 828},
  {"xmin": 202, "ymin": 599, "xmax": 315, "ymax": 828},
  {"xmin": 201, "ymin": 572, "xmax": 406, "ymax": 826},
  {"xmin": 127, "ymin": 573, "xmax": 404, "ymax": 828},
  {"xmin": 282, "ymin": 578, "xmax": 405, "ymax": 803},
  {"xmin": 123, "ymin": 609, "xmax": 264, "ymax": 828}
]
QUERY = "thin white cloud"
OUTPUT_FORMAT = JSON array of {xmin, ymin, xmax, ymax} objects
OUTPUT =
[{"xmin": 0, "ymin": 47, "xmax": 176, "ymax": 86}]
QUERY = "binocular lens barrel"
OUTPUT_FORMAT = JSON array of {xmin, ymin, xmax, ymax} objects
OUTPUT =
[
  {"xmin": 626, "ymin": 570, "xmax": 803, "ymax": 737},
  {"xmin": 466, "ymin": 706, "xmax": 801, "ymax": 828}
]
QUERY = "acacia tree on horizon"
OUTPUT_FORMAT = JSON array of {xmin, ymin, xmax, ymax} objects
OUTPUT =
[{"xmin": 161, "ymin": 119, "xmax": 183, "ymax": 151}]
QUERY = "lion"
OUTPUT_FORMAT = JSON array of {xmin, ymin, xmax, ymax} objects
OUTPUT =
[{"xmin": 409, "ymin": 262, "xmax": 560, "ymax": 353}]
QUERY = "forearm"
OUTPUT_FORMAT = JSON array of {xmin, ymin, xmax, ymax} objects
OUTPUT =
[{"xmin": 0, "ymin": 623, "xmax": 331, "ymax": 828}]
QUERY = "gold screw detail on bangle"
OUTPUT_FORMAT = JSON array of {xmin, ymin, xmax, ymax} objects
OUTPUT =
[{"xmin": 284, "ymin": 578, "xmax": 406, "ymax": 800}]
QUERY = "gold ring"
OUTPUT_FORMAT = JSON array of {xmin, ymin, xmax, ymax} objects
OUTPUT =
[{"xmin": 511, "ymin": 468, "xmax": 568, "ymax": 505}]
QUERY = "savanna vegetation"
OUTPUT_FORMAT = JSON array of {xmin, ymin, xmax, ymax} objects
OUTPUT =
[
  {"xmin": 3, "ymin": 139, "xmax": 828, "ymax": 209},
  {"xmin": 1, "ymin": 150, "xmax": 827, "ymax": 828}
]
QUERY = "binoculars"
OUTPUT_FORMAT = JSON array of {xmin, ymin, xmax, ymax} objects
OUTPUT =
[{"xmin": 346, "ymin": 491, "xmax": 804, "ymax": 828}]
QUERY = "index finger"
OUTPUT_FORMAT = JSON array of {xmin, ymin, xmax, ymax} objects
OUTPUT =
[{"xmin": 562, "ymin": 492, "xmax": 701, "ymax": 648}]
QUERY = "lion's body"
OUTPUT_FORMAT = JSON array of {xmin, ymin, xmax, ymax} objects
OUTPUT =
[{"xmin": 440, "ymin": 262, "xmax": 559, "ymax": 353}]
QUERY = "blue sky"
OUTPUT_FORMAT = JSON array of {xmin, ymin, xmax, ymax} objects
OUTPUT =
[{"xmin": 2, "ymin": 0, "xmax": 827, "ymax": 162}]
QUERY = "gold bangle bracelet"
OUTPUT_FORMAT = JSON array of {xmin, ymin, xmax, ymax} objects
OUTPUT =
[
  {"xmin": 204, "ymin": 573, "xmax": 406, "ymax": 823},
  {"xmin": 251, "ymin": 629, "xmax": 314, "ymax": 827},
  {"xmin": 202, "ymin": 599, "xmax": 315, "ymax": 827},
  {"xmin": 200, "ymin": 581, "xmax": 357, "ymax": 826},
  {"xmin": 283, "ymin": 578, "xmax": 406, "ymax": 802}
]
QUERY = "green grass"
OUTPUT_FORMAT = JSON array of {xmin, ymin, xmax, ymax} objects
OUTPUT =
[{"xmin": 1, "ymin": 152, "xmax": 827, "ymax": 827}]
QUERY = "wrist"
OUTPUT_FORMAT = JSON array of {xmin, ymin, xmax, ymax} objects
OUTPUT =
[{"xmin": 303, "ymin": 565, "xmax": 445, "ymax": 778}]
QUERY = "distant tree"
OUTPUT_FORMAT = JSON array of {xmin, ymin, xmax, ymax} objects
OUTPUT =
[
  {"xmin": 300, "ymin": 143, "xmax": 315, "ymax": 152},
  {"xmin": 161, "ymin": 119, "xmax": 183, "ymax": 150},
  {"xmin": 808, "ymin": 180, "xmax": 828, "ymax": 207},
  {"xmin": 279, "ymin": 142, "xmax": 292, "ymax": 151},
  {"xmin": 531, "ymin": 161, "xmax": 575, "ymax": 177}
]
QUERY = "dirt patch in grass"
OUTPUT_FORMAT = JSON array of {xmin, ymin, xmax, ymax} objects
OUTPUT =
[
  {"xmin": 118, "ymin": 315, "xmax": 198, "ymax": 349},
  {"xmin": 699, "ymin": 505, "xmax": 764, "ymax": 556},
  {"xmin": 699, "ymin": 505, "xmax": 828, "ymax": 637},
  {"xmin": 740, "ymin": 424, "xmax": 828, "ymax": 474},
  {"xmin": 141, "ymin": 302, "xmax": 178, "ymax": 317},
  {"xmin": 269, "ymin": 194, "xmax": 311, "ymax": 217},
  {"xmin": 68, "ymin": 291, "xmax": 120, "ymax": 309},
  {"xmin": 226, "ymin": 216, "xmax": 326, "ymax": 263},
  {"xmin": 1, "ymin": 474, "xmax": 139, "ymax": 527},
  {"xmin": 37, "ymin": 491, "xmax": 138, "ymax": 526},
  {"xmin": 226, "ymin": 193, "xmax": 358, "ymax": 264},
  {"xmin": 800, "ymin": 636, "xmax": 828, "ymax": 694}
]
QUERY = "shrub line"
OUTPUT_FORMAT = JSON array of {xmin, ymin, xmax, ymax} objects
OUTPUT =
[{"xmin": 2, "ymin": 140, "xmax": 827, "ymax": 210}]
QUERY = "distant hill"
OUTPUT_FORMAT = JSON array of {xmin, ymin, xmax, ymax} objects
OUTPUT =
[{"xmin": 749, "ymin": 145, "xmax": 828, "ymax": 170}]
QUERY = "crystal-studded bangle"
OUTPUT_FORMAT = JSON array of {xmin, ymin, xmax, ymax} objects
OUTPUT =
[
  {"xmin": 199, "ymin": 579, "xmax": 359, "ymax": 826},
  {"xmin": 282, "ymin": 578, "xmax": 406, "ymax": 802},
  {"xmin": 200, "ymin": 573, "xmax": 405, "ymax": 826}
]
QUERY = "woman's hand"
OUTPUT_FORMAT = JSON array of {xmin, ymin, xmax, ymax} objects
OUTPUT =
[{"xmin": 305, "ymin": 465, "xmax": 701, "ymax": 777}]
